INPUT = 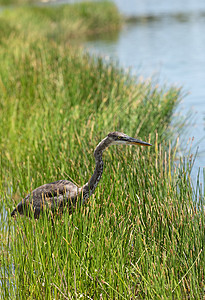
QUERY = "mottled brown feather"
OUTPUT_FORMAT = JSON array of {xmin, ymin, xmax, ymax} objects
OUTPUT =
[{"xmin": 11, "ymin": 180, "xmax": 81, "ymax": 218}]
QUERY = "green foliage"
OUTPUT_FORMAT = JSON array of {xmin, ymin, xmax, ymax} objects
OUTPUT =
[
  {"xmin": 0, "ymin": 2, "xmax": 121, "ymax": 42},
  {"xmin": 0, "ymin": 0, "xmax": 36, "ymax": 5},
  {"xmin": 0, "ymin": 2, "xmax": 204, "ymax": 299}
]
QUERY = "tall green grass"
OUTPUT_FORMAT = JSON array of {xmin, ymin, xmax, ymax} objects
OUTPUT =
[
  {"xmin": 0, "ymin": 2, "xmax": 121, "ymax": 42},
  {"xmin": 0, "ymin": 2, "xmax": 205, "ymax": 299}
]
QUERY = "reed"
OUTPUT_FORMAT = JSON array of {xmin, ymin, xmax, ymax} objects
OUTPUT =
[
  {"xmin": 0, "ymin": 2, "xmax": 204, "ymax": 299},
  {"xmin": 0, "ymin": 2, "xmax": 121, "ymax": 41}
]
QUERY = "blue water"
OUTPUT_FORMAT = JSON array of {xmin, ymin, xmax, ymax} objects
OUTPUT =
[
  {"xmin": 85, "ymin": 0, "xmax": 205, "ymax": 186},
  {"xmin": 112, "ymin": 0, "xmax": 205, "ymax": 16}
]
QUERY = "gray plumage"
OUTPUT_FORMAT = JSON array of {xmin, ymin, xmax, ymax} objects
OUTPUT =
[{"xmin": 11, "ymin": 132, "xmax": 151, "ymax": 218}]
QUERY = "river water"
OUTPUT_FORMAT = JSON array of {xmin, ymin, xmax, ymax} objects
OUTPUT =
[{"xmin": 84, "ymin": 0, "xmax": 205, "ymax": 187}]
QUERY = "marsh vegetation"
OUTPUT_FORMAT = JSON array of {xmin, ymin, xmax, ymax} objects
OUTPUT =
[{"xmin": 0, "ymin": 1, "xmax": 204, "ymax": 299}]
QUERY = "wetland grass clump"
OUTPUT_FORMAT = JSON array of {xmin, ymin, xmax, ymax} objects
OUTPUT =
[
  {"xmin": 0, "ymin": 0, "xmax": 37, "ymax": 5},
  {"xmin": 0, "ymin": 2, "xmax": 205, "ymax": 299},
  {"xmin": 0, "ymin": 2, "xmax": 121, "ymax": 41}
]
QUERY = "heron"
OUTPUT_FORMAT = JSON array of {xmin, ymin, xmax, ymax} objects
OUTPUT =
[{"xmin": 11, "ymin": 132, "xmax": 151, "ymax": 218}]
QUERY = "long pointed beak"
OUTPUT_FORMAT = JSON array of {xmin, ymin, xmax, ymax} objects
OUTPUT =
[{"xmin": 127, "ymin": 137, "xmax": 152, "ymax": 146}]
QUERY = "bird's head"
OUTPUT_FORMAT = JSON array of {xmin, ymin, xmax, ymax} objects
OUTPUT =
[{"xmin": 107, "ymin": 132, "xmax": 152, "ymax": 147}]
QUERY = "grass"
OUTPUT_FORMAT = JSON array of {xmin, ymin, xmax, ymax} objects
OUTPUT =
[
  {"xmin": 0, "ymin": 1, "xmax": 205, "ymax": 299},
  {"xmin": 0, "ymin": 0, "xmax": 37, "ymax": 5},
  {"xmin": 0, "ymin": 2, "xmax": 121, "ymax": 41}
]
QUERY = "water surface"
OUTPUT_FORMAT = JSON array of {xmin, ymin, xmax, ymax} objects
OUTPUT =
[{"xmin": 85, "ymin": 0, "xmax": 205, "ymax": 186}]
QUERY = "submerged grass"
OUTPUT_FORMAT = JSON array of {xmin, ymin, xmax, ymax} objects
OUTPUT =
[{"xmin": 0, "ymin": 1, "xmax": 205, "ymax": 299}]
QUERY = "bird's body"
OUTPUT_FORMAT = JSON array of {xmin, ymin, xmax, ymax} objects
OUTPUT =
[
  {"xmin": 11, "ymin": 180, "xmax": 81, "ymax": 218},
  {"xmin": 11, "ymin": 132, "xmax": 151, "ymax": 218}
]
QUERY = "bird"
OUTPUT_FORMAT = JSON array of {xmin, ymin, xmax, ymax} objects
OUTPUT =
[{"xmin": 11, "ymin": 132, "xmax": 152, "ymax": 218}]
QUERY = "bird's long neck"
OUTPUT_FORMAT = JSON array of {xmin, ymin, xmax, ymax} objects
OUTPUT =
[{"xmin": 82, "ymin": 137, "xmax": 111, "ymax": 201}]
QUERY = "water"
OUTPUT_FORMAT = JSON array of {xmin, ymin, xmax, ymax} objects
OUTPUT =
[
  {"xmin": 112, "ymin": 0, "xmax": 205, "ymax": 16},
  {"xmin": 85, "ymin": 0, "xmax": 205, "ymax": 186}
]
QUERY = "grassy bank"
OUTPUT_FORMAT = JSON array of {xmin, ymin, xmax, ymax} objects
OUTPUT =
[
  {"xmin": 0, "ymin": 0, "xmax": 37, "ymax": 5},
  {"xmin": 0, "ymin": 2, "xmax": 121, "ymax": 41},
  {"xmin": 0, "ymin": 2, "xmax": 204, "ymax": 299}
]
